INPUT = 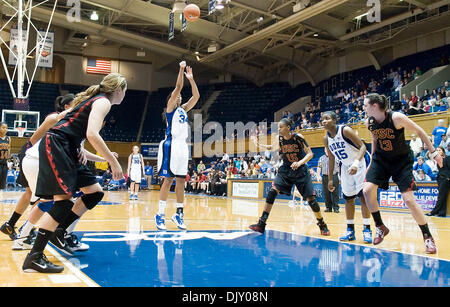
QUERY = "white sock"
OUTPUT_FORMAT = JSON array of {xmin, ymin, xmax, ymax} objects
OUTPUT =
[
  {"xmin": 66, "ymin": 218, "xmax": 80, "ymax": 234},
  {"xmin": 363, "ymin": 218, "xmax": 371, "ymax": 227},
  {"xmin": 158, "ymin": 200, "xmax": 166, "ymax": 215},
  {"xmin": 18, "ymin": 220, "xmax": 34, "ymax": 238},
  {"xmin": 346, "ymin": 220, "xmax": 355, "ymax": 225}
]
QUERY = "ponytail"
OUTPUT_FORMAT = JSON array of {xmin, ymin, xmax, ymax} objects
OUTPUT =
[
  {"xmin": 54, "ymin": 93, "xmax": 75, "ymax": 113},
  {"xmin": 71, "ymin": 85, "xmax": 101, "ymax": 108},
  {"xmin": 71, "ymin": 73, "xmax": 127, "ymax": 108}
]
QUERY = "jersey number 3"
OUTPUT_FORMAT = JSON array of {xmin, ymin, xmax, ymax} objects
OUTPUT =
[
  {"xmin": 378, "ymin": 140, "xmax": 393, "ymax": 151},
  {"xmin": 179, "ymin": 114, "xmax": 188, "ymax": 124}
]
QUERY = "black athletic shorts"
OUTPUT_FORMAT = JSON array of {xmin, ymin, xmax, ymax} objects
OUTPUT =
[
  {"xmin": 76, "ymin": 164, "xmax": 98, "ymax": 190},
  {"xmin": 36, "ymin": 133, "xmax": 97, "ymax": 199},
  {"xmin": 0, "ymin": 163, "xmax": 7, "ymax": 189},
  {"xmin": 365, "ymin": 150, "xmax": 417, "ymax": 192},
  {"xmin": 274, "ymin": 165, "xmax": 315, "ymax": 198}
]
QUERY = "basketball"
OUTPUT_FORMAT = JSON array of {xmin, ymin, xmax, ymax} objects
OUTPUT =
[
  {"xmin": 184, "ymin": 4, "xmax": 200, "ymax": 22},
  {"xmin": 1, "ymin": 0, "xmax": 450, "ymax": 291}
]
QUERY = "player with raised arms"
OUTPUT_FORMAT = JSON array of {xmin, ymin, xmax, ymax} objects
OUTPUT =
[{"xmin": 155, "ymin": 61, "xmax": 200, "ymax": 230}]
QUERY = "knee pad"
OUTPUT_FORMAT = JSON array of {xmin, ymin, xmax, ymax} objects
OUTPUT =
[
  {"xmin": 81, "ymin": 191, "xmax": 104, "ymax": 210},
  {"xmin": 37, "ymin": 200, "xmax": 54, "ymax": 213},
  {"xmin": 266, "ymin": 189, "xmax": 278, "ymax": 205},
  {"xmin": 47, "ymin": 200, "xmax": 73, "ymax": 224},
  {"xmin": 308, "ymin": 199, "xmax": 321, "ymax": 213}
]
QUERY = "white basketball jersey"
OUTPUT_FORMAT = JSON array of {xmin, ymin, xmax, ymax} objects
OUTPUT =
[
  {"xmin": 130, "ymin": 154, "xmax": 142, "ymax": 169},
  {"xmin": 166, "ymin": 107, "xmax": 189, "ymax": 141},
  {"xmin": 327, "ymin": 125, "xmax": 361, "ymax": 167}
]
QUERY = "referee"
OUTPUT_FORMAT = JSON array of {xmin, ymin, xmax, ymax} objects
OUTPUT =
[{"xmin": 318, "ymin": 152, "xmax": 340, "ymax": 212}]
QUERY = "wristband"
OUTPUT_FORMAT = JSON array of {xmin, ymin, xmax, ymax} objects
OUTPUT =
[
  {"xmin": 429, "ymin": 151, "xmax": 438, "ymax": 159},
  {"xmin": 351, "ymin": 159, "xmax": 360, "ymax": 169}
]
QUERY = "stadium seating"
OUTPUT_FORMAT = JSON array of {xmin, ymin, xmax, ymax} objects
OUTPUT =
[{"xmin": 0, "ymin": 44, "xmax": 448, "ymax": 144}]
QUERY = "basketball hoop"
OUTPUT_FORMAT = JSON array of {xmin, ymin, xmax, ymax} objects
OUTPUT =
[{"xmin": 16, "ymin": 127, "xmax": 26, "ymax": 137}]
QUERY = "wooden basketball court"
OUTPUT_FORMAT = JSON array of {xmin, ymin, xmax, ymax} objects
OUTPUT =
[{"xmin": 1, "ymin": 190, "xmax": 449, "ymax": 287}]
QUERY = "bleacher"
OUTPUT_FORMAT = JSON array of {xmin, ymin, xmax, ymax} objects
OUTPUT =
[
  {"xmin": 61, "ymin": 83, "xmax": 149, "ymax": 142},
  {"xmin": 101, "ymin": 89, "xmax": 148, "ymax": 142},
  {"xmin": 275, "ymin": 44, "xmax": 450, "ymax": 128},
  {"xmin": 207, "ymin": 82, "xmax": 291, "ymax": 126},
  {"xmin": 1, "ymin": 44, "xmax": 448, "ymax": 144}
]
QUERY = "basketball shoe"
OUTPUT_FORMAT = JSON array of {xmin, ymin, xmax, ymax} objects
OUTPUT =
[
  {"xmin": 171, "ymin": 213, "xmax": 187, "ymax": 230},
  {"xmin": 318, "ymin": 221, "xmax": 330, "ymax": 236},
  {"xmin": 424, "ymin": 236, "xmax": 437, "ymax": 254},
  {"xmin": 49, "ymin": 228, "xmax": 75, "ymax": 256},
  {"xmin": 12, "ymin": 233, "xmax": 34, "ymax": 250},
  {"xmin": 249, "ymin": 219, "xmax": 266, "ymax": 234},
  {"xmin": 363, "ymin": 228, "xmax": 373, "ymax": 244},
  {"xmin": 65, "ymin": 233, "xmax": 89, "ymax": 252},
  {"xmin": 373, "ymin": 224, "xmax": 389, "ymax": 245},
  {"xmin": 155, "ymin": 213, "xmax": 167, "ymax": 230},
  {"xmin": 0, "ymin": 222, "xmax": 17, "ymax": 240},
  {"xmin": 339, "ymin": 228, "xmax": 356, "ymax": 241},
  {"xmin": 22, "ymin": 252, "xmax": 64, "ymax": 273}
]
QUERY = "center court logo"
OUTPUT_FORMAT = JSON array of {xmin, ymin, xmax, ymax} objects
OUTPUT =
[{"xmin": 80, "ymin": 231, "xmax": 254, "ymax": 242}]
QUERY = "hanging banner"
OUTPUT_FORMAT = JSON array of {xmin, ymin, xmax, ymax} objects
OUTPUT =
[
  {"xmin": 208, "ymin": 0, "xmax": 216, "ymax": 15},
  {"xmin": 181, "ymin": 13, "xmax": 187, "ymax": 32},
  {"xmin": 141, "ymin": 143, "xmax": 160, "ymax": 159},
  {"xmin": 168, "ymin": 12, "xmax": 174, "ymax": 41},
  {"xmin": 8, "ymin": 28, "xmax": 27, "ymax": 66},
  {"xmin": 36, "ymin": 31, "xmax": 54, "ymax": 68}
]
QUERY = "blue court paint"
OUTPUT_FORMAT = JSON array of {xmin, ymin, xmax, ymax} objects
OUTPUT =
[
  {"xmin": 66, "ymin": 230, "xmax": 450, "ymax": 287},
  {"xmin": 98, "ymin": 201, "xmax": 122, "ymax": 206},
  {"xmin": 0, "ymin": 199, "xmax": 19, "ymax": 204}
]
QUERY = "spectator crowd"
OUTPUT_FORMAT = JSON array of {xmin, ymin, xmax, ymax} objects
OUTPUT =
[{"xmin": 281, "ymin": 69, "xmax": 449, "ymax": 133}]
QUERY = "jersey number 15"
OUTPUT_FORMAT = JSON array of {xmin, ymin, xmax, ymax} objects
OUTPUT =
[{"xmin": 334, "ymin": 149, "xmax": 348, "ymax": 160}]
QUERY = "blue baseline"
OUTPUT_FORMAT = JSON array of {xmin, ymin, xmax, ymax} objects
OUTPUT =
[{"xmin": 65, "ymin": 230, "xmax": 450, "ymax": 287}]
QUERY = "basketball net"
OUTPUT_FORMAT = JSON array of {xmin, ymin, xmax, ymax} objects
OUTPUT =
[
  {"xmin": 0, "ymin": 0, "xmax": 58, "ymax": 99},
  {"xmin": 16, "ymin": 127, "xmax": 26, "ymax": 138}
]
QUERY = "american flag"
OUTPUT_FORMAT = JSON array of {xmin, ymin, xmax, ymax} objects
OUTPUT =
[{"xmin": 86, "ymin": 58, "xmax": 111, "ymax": 75}]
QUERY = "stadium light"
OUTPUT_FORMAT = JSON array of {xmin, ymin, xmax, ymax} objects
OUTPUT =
[{"xmin": 90, "ymin": 11, "xmax": 99, "ymax": 21}]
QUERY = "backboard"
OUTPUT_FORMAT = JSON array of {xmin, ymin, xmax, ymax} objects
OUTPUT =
[{"xmin": 1, "ymin": 109, "xmax": 39, "ymax": 137}]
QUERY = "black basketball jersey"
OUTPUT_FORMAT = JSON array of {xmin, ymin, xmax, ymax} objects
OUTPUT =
[
  {"xmin": 0, "ymin": 136, "xmax": 10, "ymax": 164},
  {"xmin": 50, "ymin": 94, "xmax": 106, "ymax": 146},
  {"xmin": 367, "ymin": 110, "xmax": 410, "ymax": 157},
  {"xmin": 279, "ymin": 133, "xmax": 308, "ymax": 168}
]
